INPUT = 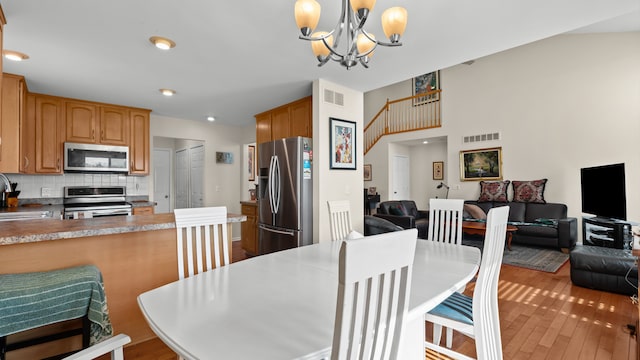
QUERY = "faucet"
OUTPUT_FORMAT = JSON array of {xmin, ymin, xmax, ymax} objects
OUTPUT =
[{"xmin": 0, "ymin": 173, "xmax": 11, "ymax": 192}]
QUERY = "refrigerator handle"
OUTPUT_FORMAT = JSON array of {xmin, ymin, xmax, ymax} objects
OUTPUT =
[
  {"xmin": 259, "ymin": 224, "xmax": 295, "ymax": 236},
  {"xmin": 273, "ymin": 155, "xmax": 280, "ymax": 214},
  {"xmin": 268, "ymin": 155, "xmax": 276, "ymax": 215}
]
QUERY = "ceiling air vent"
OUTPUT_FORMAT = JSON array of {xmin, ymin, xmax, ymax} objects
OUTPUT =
[
  {"xmin": 323, "ymin": 88, "xmax": 344, "ymax": 106},
  {"xmin": 463, "ymin": 132, "xmax": 501, "ymax": 144}
]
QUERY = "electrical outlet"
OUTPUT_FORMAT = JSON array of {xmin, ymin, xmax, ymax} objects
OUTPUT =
[{"xmin": 41, "ymin": 187, "xmax": 52, "ymax": 197}]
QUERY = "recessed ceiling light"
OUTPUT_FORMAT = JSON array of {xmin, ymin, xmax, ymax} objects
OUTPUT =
[
  {"xmin": 3, "ymin": 50, "xmax": 29, "ymax": 61},
  {"xmin": 423, "ymin": 140, "xmax": 429, "ymax": 144},
  {"xmin": 149, "ymin": 36, "xmax": 176, "ymax": 50},
  {"xmin": 207, "ymin": 116, "xmax": 215, "ymax": 122},
  {"xmin": 159, "ymin": 88, "xmax": 176, "ymax": 96}
]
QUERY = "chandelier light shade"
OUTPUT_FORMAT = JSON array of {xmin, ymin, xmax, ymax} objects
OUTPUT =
[
  {"xmin": 294, "ymin": 0, "xmax": 321, "ymax": 37},
  {"xmin": 294, "ymin": 0, "xmax": 407, "ymax": 69},
  {"xmin": 381, "ymin": 7, "xmax": 407, "ymax": 42}
]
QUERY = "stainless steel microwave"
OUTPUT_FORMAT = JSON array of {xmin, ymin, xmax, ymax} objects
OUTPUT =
[{"xmin": 64, "ymin": 142, "xmax": 129, "ymax": 173}]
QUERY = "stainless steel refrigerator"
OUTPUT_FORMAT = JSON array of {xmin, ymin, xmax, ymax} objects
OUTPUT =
[{"xmin": 257, "ymin": 137, "xmax": 313, "ymax": 255}]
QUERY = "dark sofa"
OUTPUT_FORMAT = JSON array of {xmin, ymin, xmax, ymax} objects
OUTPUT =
[
  {"xmin": 374, "ymin": 200, "xmax": 429, "ymax": 239},
  {"xmin": 464, "ymin": 200, "xmax": 577, "ymax": 252},
  {"xmin": 364, "ymin": 215, "xmax": 404, "ymax": 236}
]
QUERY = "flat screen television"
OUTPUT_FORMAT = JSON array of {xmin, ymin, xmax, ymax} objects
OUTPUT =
[{"xmin": 580, "ymin": 163, "xmax": 626, "ymax": 221}]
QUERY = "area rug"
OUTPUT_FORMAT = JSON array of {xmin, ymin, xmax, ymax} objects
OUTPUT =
[{"xmin": 462, "ymin": 239, "xmax": 569, "ymax": 273}]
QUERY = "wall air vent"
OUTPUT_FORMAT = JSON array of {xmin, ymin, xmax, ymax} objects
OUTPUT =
[
  {"xmin": 324, "ymin": 89, "xmax": 334, "ymax": 104},
  {"xmin": 323, "ymin": 88, "xmax": 344, "ymax": 106},
  {"xmin": 463, "ymin": 132, "xmax": 501, "ymax": 144}
]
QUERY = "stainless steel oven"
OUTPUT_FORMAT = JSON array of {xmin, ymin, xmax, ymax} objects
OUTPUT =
[{"xmin": 63, "ymin": 186, "xmax": 132, "ymax": 219}]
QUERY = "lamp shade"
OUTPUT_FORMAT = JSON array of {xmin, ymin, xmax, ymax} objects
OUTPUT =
[
  {"xmin": 310, "ymin": 32, "xmax": 333, "ymax": 57},
  {"xmin": 295, "ymin": 0, "xmax": 321, "ymax": 35},
  {"xmin": 350, "ymin": 0, "xmax": 376, "ymax": 13},
  {"xmin": 356, "ymin": 33, "xmax": 376, "ymax": 58},
  {"xmin": 381, "ymin": 7, "xmax": 407, "ymax": 42}
]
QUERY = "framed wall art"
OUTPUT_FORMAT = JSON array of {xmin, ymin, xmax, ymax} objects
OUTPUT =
[
  {"xmin": 412, "ymin": 70, "xmax": 440, "ymax": 106},
  {"xmin": 433, "ymin": 161, "xmax": 444, "ymax": 180},
  {"xmin": 247, "ymin": 145, "xmax": 255, "ymax": 181},
  {"xmin": 330, "ymin": 117, "xmax": 356, "ymax": 170},
  {"xmin": 363, "ymin": 164, "xmax": 372, "ymax": 181},
  {"xmin": 459, "ymin": 147, "xmax": 503, "ymax": 181},
  {"xmin": 216, "ymin": 151, "xmax": 233, "ymax": 164}
]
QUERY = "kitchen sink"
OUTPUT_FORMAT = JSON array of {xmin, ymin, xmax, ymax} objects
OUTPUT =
[{"xmin": 0, "ymin": 211, "xmax": 54, "ymax": 221}]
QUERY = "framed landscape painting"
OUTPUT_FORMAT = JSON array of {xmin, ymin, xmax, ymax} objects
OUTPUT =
[
  {"xmin": 459, "ymin": 147, "xmax": 503, "ymax": 181},
  {"xmin": 330, "ymin": 117, "xmax": 356, "ymax": 170}
]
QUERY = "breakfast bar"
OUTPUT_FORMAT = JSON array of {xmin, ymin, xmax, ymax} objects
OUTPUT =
[{"xmin": 0, "ymin": 213, "xmax": 245, "ymax": 358}]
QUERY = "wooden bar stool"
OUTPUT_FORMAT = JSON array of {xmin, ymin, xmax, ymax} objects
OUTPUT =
[{"xmin": 0, "ymin": 265, "xmax": 113, "ymax": 360}]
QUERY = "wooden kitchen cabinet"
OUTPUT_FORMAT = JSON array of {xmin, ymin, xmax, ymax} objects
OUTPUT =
[
  {"xmin": 65, "ymin": 101, "xmax": 97, "ymax": 143},
  {"xmin": 65, "ymin": 101, "xmax": 129, "ymax": 146},
  {"xmin": 289, "ymin": 96, "xmax": 312, "ymax": 138},
  {"xmin": 255, "ymin": 96, "xmax": 311, "ymax": 145},
  {"xmin": 255, "ymin": 112, "xmax": 271, "ymax": 145},
  {"xmin": 240, "ymin": 202, "xmax": 258, "ymax": 256},
  {"xmin": 132, "ymin": 206, "xmax": 154, "ymax": 215},
  {"xmin": 99, "ymin": 105, "xmax": 129, "ymax": 146},
  {"xmin": 0, "ymin": 73, "xmax": 25, "ymax": 173},
  {"xmin": 22, "ymin": 94, "xmax": 65, "ymax": 174},
  {"xmin": 129, "ymin": 109, "xmax": 150, "ymax": 175}
]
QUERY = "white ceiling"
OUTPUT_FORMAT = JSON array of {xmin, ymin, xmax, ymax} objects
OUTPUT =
[{"xmin": 2, "ymin": 1, "xmax": 638, "ymax": 127}]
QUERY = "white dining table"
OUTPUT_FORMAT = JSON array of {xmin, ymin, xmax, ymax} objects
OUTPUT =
[{"xmin": 137, "ymin": 239, "xmax": 481, "ymax": 360}]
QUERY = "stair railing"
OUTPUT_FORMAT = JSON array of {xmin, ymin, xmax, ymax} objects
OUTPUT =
[{"xmin": 364, "ymin": 89, "xmax": 442, "ymax": 154}]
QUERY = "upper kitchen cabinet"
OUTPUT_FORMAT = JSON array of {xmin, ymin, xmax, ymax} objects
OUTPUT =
[
  {"xmin": 0, "ymin": 73, "xmax": 25, "ymax": 173},
  {"xmin": 288, "ymin": 97, "xmax": 311, "ymax": 139},
  {"xmin": 22, "ymin": 94, "xmax": 65, "ymax": 174},
  {"xmin": 129, "ymin": 109, "xmax": 150, "ymax": 175},
  {"xmin": 255, "ymin": 96, "xmax": 311, "ymax": 144},
  {"xmin": 65, "ymin": 101, "xmax": 129, "ymax": 146}
]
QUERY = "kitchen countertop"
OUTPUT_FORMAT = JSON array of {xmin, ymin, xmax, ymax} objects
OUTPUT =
[{"xmin": 0, "ymin": 212, "xmax": 246, "ymax": 246}]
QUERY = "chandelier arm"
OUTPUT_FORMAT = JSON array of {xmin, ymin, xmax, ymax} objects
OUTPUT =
[{"xmin": 358, "ymin": 57, "xmax": 370, "ymax": 68}]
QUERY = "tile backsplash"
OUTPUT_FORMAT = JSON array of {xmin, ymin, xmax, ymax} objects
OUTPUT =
[{"xmin": 4, "ymin": 173, "xmax": 149, "ymax": 199}]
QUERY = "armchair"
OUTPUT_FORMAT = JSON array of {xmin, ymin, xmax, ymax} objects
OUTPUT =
[{"xmin": 374, "ymin": 200, "xmax": 429, "ymax": 239}]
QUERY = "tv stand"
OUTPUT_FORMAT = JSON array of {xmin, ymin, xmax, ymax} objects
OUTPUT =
[{"xmin": 582, "ymin": 216, "xmax": 631, "ymax": 249}]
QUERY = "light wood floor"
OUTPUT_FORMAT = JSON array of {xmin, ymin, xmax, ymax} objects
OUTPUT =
[{"xmin": 119, "ymin": 242, "xmax": 639, "ymax": 360}]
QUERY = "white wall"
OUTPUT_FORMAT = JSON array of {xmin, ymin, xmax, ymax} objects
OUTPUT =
[
  {"xmin": 364, "ymin": 32, "xmax": 640, "ymax": 224},
  {"xmin": 313, "ymin": 79, "xmax": 364, "ymax": 243},
  {"xmin": 150, "ymin": 114, "xmax": 255, "ymax": 237}
]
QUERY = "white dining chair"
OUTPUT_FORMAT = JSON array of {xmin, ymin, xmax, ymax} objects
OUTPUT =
[
  {"xmin": 174, "ymin": 206, "xmax": 230, "ymax": 280},
  {"xmin": 62, "ymin": 334, "xmax": 131, "ymax": 360},
  {"xmin": 328, "ymin": 200, "xmax": 353, "ymax": 241},
  {"xmin": 331, "ymin": 228, "xmax": 418, "ymax": 360},
  {"xmin": 424, "ymin": 206, "xmax": 509, "ymax": 360},
  {"xmin": 427, "ymin": 198, "xmax": 465, "ymax": 245}
]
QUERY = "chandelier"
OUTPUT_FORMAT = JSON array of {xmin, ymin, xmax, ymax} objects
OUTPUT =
[{"xmin": 294, "ymin": 0, "xmax": 407, "ymax": 69}]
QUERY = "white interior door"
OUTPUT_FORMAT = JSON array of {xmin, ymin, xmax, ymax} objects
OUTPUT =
[
  {"xmin": 392, "ymin": 155, "xmax": 410, "ymax": 200},
  {"xmin": 190, "ymin": 145, "xmax": 205, "ymax": 208},
  {"xmin": 175, "ymin": 148, "xmax": 189, "ymax": 209},
  {"xmin": 153, "ymin": 148, "xmax": 171, "ymax": 213}
]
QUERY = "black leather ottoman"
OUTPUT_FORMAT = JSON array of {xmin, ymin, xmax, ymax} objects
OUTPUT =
[{"xmin": 569, "ymin": 245, "xmax": 638, "ymax": 295}]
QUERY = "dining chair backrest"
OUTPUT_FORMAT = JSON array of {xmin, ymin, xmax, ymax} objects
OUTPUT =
[
  {"xmin": 328, "ymin": 200, "xmax": 353, "ymax": 241},
  {"xmin": 473, "ymin": 206, "xmax": 508, "ymax": 359},
  {"xmin": 427, "ymin": 198, "xmax": 464, "ymax": 245},
  {"xmin": 62, "ymin": 333, "xmax": 131, "ymax": 360},
  {"xmin": 174, "ymin": 206, "xmax": 229, "ymax": 280},
  {"xmin": 331, "ymin": 228, "xmax": 418, "ymax": 360}
]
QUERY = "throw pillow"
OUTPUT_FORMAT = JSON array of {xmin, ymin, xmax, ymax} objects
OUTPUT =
[
  {"xmin": 388, "ymin": 204, "xmax": 406, "ymax": 216},
  {"xmin": 478, "ymin": 180, "xmax": 510, "ymax": 202},
  {"xmin": 512, "ymin": 179, "xmax": 547, "ymax": 203},
  {"xmin": 463, "ymin": 204, "xmax": 487, "ymax": 220}
]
